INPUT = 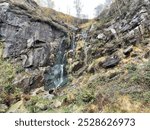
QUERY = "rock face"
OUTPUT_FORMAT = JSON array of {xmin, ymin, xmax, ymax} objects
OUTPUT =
[
  {"xmin": 68, "ymin": 0, "xmax": 150, "ymax": 77},
  {"xmin": 0, "ymin": 0, "xmax": 65, "ymax": 64},
  {"xmin": 21, "ymin": 36, "xmax": 51, "ymax": 68},
  {"xmin": 0, "ymin": 0, "xmax": 71, "ymax": 91}
]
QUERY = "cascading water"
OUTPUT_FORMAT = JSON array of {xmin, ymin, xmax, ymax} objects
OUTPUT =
[
  {"xmin": 53, "ymin": 37, "xmax": 67, "ymax": 88},
  {"xmin": 71, "ymin": 32, "xmax": 76, "ymax": 52},
  {"xmin": 44, "ymin": 37, "xmax": 68, "ymax": 90},
  {"xmin": 82, "ymin": 31, "xmax": 88, "ymax": 65}
]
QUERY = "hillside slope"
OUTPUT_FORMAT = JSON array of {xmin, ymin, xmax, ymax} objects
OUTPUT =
[{"xmin": 0, "ymin": 0, "xmax": 150, "ymax": 113}]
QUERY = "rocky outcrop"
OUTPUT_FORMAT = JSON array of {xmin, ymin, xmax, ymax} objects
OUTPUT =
[
  {"xmin": 97, "ymin": 0, "xmax": 150, "ymax": 44},
  {"xmin": 0, "ymin": 0, "xmax": 66, "ymax": 64},
  {"xmin": 0, "ymin": 0, "xmax": 72, "ymax": 91},
  {"xmin": 123, "ymin": 46, "xmax": 133, "ymax": 56},
  {"xmin": 102, "ymin": 55, "xmax": 120, "ymax": 68},
  {"xmin": 70, "ymin": 0, "xmax": 150, "ymax": 76}
]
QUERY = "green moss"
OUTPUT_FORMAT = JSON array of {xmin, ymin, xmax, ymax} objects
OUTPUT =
[
  {"xmin": 0, "ymin": 43, "xmax": 15, "ymax": 87},
  {"xmin": 126, "ymin": 63, "xmax": 137, "ymax": 73},
  {"xmin": 143, "ymin": 91, "xmax": 150, "ymax": 103},
  {"xmin": 25, "ymin": 96, "xmax": 53, "ymax": 113},
  {"xmin": 0, "ymin": 42, "xmax": 22, "ymax": 106},
  {"xmin": 129, "ymin": 61, "xmax": 150, "ymax": 87}
]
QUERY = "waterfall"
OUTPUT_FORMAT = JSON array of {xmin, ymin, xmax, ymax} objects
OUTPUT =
[
  {"xmin": 44, "ymin": 37, "xmax": 68, "ymax": 90},
  {"xmin": 82, "ymin": 31, "xmax": 88, "ymax": 65},
  {"xmin": 60, "ymin": 64, "xmax": 64, "ymax": 85},
  {"xmin": 53, "ymin": 64, "xmax": 64, "ymax": 88},
  {"xmin": 53, "ymin": 37, "xmax": 67, "ymax": 88},
  {"xmin": 71, "ymin": 32, "xmax": 76, "ymax": 52}
]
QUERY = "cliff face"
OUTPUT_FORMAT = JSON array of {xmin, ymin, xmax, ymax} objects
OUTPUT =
[
  {"xmin": 0, "ymin": 0, "xmax": 67, "ymax": 62},
  {"xmin": 0, "ymin": 0, "xmax": 73, "ymax": 93},
  {"xmin": 0, "ymin": 0, "xmax": 150, "ymax": 113}
]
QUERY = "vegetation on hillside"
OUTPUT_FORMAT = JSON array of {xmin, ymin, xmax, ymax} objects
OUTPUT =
[
  {"xmin": 0, "ymin": 0, "xmax": 150, "ymax": 113},
  {"xmin": 0, "ymin": 42, "xmax": 22, "ymax": 112}
]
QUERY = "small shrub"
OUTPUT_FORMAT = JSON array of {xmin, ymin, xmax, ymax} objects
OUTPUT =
[
  {"xmin": 127, "ymin": 61, "xmax": 150, "ymax": 88},
  {"xmin": 4, "ymin": 84, "xmax": 15, "ymax": 94},
  {"xmin": 126, "ymin": 63, "xmax": 137, "ymax": 73},
  {"xmin": 143, "ymin": 91, "xmax": 150, "ymax": 103}
]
